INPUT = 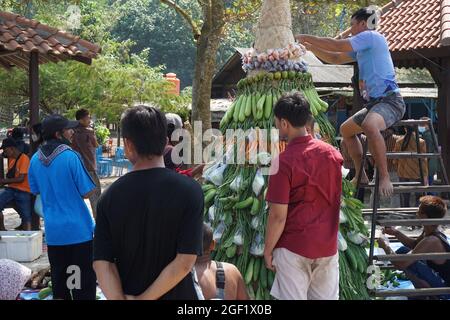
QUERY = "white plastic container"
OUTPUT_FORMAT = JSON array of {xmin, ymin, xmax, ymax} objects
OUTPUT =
[{"xmin": 0, "ymin": 231, "xmax": 43, "ymax": 262}]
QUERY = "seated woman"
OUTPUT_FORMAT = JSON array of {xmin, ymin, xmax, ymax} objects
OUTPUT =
[{"xmin": 377, "ymin": 196, "xmax": 450, "ymax": 298}]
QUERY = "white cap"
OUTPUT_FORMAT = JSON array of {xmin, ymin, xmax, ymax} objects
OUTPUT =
[{"xmin": 165, "ymin": 113, "xmax": 183, "ymax": 130}]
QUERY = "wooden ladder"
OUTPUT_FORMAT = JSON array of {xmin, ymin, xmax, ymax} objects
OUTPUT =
[{"xmin": 356, "ymin": 119, "xmax": 450, "ymax": 299}]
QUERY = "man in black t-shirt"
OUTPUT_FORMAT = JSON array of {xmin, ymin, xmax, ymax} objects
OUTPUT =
[{"xmin": 93, "ymin": 105, "xmax": 204, "ymax": 300}]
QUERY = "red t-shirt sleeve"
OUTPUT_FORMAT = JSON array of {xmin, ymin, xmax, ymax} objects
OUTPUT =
[{"xmin": 265, "ymin": 157, "xmax": 291, "ymax": 204}]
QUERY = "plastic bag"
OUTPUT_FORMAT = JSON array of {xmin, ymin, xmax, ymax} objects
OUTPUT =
[
  {"xmin": 252, "ymin": 169, "xmax": 265, "ymax": 196},
  {"xmin": 249, "ymin": 233, "xmax": 264, "ymax": 256},
  {"xmin": 209, "ymin": 164, "xmax": 227, "ymax": 186},
  {"xmin": 347, "ymin": 231, "xmax": 368, "ymax": 246},
  {"xmin": 339, "ymin": 210, "xmax": 347, "ymax": 224},
  {"xmin": 34, "ymin": 194, "xmax": 44, "ymax": 218},
  {"xmin": 213, "ymin": 222, "xmax": 226, "ymax": 244},
  {"xmin": 257, "ymin": 152, "xmax": 272, "ymax": 166},
  {"xmin": 208, "ymin": 206, "xmax": 216, "ymax": 222},
  {"xmin": 338, "ymin": 231, "xmax": 348, "ymax": 251},
  {"xmin": 233, "ymin": 227, "xmax": 244, "ymax": 246},
  {"xmin": 230, "ymin": 174, "xmax": 243, "ymax": 192},
  {"xmin": 251, "ymin": 216, "xmax": 261, "ymax": 230}
]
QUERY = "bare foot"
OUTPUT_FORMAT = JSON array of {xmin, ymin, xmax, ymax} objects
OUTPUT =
[
  {"xmin": 379, "ymin": 177, "xmax": 394, "ymax": 197},
  {"xmin": 351, "ymin": 173, "xmax": 369, "ymax": 186}
]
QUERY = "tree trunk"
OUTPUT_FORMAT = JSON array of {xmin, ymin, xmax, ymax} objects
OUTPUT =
[{"xmin": 190, "ymin": 2, "xmax": 225, "ymax": 133}]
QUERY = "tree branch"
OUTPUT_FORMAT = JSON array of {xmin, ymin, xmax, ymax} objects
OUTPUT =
[{"xmin": 159, "ymin": 0, "xmax": 202, "ymax": 41}]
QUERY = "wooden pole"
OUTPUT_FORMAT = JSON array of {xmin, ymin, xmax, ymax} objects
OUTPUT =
[
  {"xmin": 29, "ymin": 51, "xmax": 41, "ymax": 231},
  {"xmin": 29, "ymin": 52, "xmax": 39, "ymax": 154},
  {"xmin": 439, "ymin": 58, "xmax": 450, "ymax": 178}
]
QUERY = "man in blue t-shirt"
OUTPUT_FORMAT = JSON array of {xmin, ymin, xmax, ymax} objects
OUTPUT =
[
  {"xmin": 28, "ymin": 115, "xmax": 97, "ymax": 300},
  {"xmin": 296, "ymin": 7, "xmax": 406, "ymax": 197}
]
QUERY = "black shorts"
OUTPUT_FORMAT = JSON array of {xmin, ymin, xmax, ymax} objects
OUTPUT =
[{"xmin": 47, "ymin": 240, "xmax": 97, "ymax": 300}]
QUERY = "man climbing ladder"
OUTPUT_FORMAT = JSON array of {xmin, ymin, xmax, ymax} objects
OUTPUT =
[{"xmin": 296, "ymin": 7, "xmax": 406, "ymax": 197}]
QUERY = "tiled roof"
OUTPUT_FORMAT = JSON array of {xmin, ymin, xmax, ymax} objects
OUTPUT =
[
  {"xmin": 337, "ymin": 0, "xmax": 450, "ymax": 52},
  {"xmin": 0, "ymin": 11, "xmax": 101, "ymax": 69}
]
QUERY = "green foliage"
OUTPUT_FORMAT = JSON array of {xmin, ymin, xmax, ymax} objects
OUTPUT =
[
  {"xmin": 0, "ymin": 0, "xmax": 192, "ymax": 125},
  {"xmin": 94, "ymin": 123, "xmax": 110, "ymax": 145}
]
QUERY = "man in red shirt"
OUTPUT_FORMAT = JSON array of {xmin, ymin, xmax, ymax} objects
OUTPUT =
[{"xmin": 264, "ymin": 91, "xmax": 343, "ymax": 300}]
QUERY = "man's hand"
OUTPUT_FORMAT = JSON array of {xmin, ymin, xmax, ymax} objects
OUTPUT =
[
  {"xmin": 382, "ymin": 227, "xmax": 398, "ymax": 237},
  {"xmin": 295, "ymin": 34, "xmax": 310, "ymax": 44},
  {"xmin": 377, "ymin": 238, "xmax": 388, "ymax": 251},
  {"xmin": 303, "ymin": 42, "xmax": 314, "ymax": 51},
  {"xmin": 264, "ymin": 250, "xmax": 275, "ymax": 272}
]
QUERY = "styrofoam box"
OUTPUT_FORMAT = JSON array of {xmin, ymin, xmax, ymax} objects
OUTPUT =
[{"xmin": 0, "ymin": 231, "xmax": 43, "ymax": 262}]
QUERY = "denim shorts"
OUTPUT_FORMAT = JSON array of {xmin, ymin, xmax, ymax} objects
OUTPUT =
[
  {"xmin": 353, "ymin": 93, "xmax": 406, "ymax": 129},
  {"xmin": 0, "ymin": 187, "xmax": 32, "ymax": 224}
]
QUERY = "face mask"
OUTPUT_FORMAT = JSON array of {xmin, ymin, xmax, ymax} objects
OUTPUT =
[
  {"xmin": 31, "ymin": 133, "xmax": 39, "ymax": 142},
  {"xmin": 418, "ymin": 126, "xmax": 426, "ymax": 133}
]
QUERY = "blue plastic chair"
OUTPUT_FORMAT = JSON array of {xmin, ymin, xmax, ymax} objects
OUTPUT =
[
  {"xmin": 96, "ymin": 146, "xmax": 113, "ymax": 177},
  {"xmin": 113, "ymin": 147, "xmax": 129, "ymax": 176}
]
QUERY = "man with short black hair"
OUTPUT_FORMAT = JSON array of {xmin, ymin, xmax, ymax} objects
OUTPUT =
[
  {"xmin": 28, "ymin": 115, "xmax": 97, "ymax": 300},
  {"xmin": 93, "ymin": 105, "xmax": 204, "ymax": 300},
  {"xmin": 72, "ymin": 108, "xmax": 100, "ymax": 218},
  {"xmin": 0, "ymin": 138, "xmax": 32, "ymax": 231},
  {"xmin": 296, "ymin": 7, "xmax": 406, "ymax": 197},
  {"xmin": 264, "ymin": 91, "xmax": 343, "ymax": 300}
]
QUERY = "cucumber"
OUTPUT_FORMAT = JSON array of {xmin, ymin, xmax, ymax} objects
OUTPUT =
[
  {"xmin": 245, "ymin": 94, "xmax": 253, "ymax": 117},
  {"xmin": 260, "ymin": 261, "xmax": 267, "ymax": 289},
  {"xmin": 256, "ymin": 286, "xmax": 263, "ymax": 300},
  {"xmin": 268, "ymin": 270, "xmax": 275, "ymax": 287},
  {"xmin": 239, "ymin": 95, "xmax": 248, "ymax": 122},
  {"xmin": 233, "ymin": 196, "xmax": 254, "ymax": 209},
  {"xmin": 226, "ymin": 244, "xmax": 237, "ymax": 258},
  {"xmin": 257, "ymin": 95, "xmax": 266, "ymax": 112},
  {"xmin": 202, "ymin": 184, "xmax": 215, "ymax": 193},
  {"xmin": 233, "ymin": 95, "xmax": 242, "ymax": 123},
  {"xmin": 38, "ymin": 287, "xmax": 52, "ymax": 300},
  {"xmin": 204, "ymin": 189, "xmax": 217, "ymax": 205},
  {"xmin": 250, "ymin": 198, "xmax": 260, "ymax": 215},
  {"xmin": 253, "ymin": 258, "xmax": 261, "ymax": 282},
  {"xmin": 245, "ymin": 257, "xmax": 255, "ymax": 284},
  {"xmin": 252, "ymin": 94, "xmax": 258, "ymax": 119},
  {"xmin": 264, "ymin": 91, "xmax": 273, "ymax": 120},
  {"xmin": 345, "ymin": 247, "xmax": 358, "ymax": 271}
]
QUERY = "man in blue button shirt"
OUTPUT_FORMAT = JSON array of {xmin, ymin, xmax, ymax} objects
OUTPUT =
[
  {"xmin": 296, "ymin": 7, "xmax": 406, "ymax": 197},
  {"xmin": 28, "ymin": 115, "xmax": 97, "ymax": 300}
]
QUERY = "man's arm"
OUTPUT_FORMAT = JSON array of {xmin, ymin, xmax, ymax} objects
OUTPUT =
[
  {"xmin": 264, "ymin": 203, "xmax": 288, "ymax": 271},
  {"xmin": 297, "ymin": 35, "xmax": 354, "ymax": 53},
  {"xmin": 0, "ymin": 173, "xmax": 26, "ymax": 185},
  {"xmin": 306, "ymin": 45, "xmax": 355, "ymax": 65},
  {"xmin": 132, "ymin": 254, "xmax": 197, "ymax": 300},
  {"xmin": 83, "ymin": 189, "xmax": 96, "ymax": 199},
  {"xmin": 384, "ymin": 227, "xmax": 420, "ymax": 249},
  {"xmin": 93, "ymin": 261, "xmax": 125, "ymax": 300},
  {"xmin": 378, "ymin": 237, "xmax": 442, "ymax": 270}
]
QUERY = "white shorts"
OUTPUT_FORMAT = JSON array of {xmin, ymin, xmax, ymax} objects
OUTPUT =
[{"xmin": 271, "ymin": 248, "xmax": 339, "ymax": 300}]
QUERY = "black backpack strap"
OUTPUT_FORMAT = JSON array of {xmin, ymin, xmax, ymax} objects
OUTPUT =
[
  {"xmin": 6, "ymin": 153, "xmax": 22, "ymax": 179},
  {"xmin": 215, "ymin": 261, "xmax": 225, "ymax": 300},
  {"xmin": 433, "ymin": 231, "xmax": 450, "ymax": 251}
]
